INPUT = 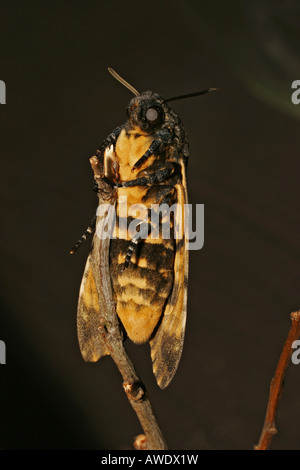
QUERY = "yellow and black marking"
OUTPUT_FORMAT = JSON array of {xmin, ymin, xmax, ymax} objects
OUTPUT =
[{"xmin": 74, "ymin": 69, "xmax": 215, "ymax": 389}]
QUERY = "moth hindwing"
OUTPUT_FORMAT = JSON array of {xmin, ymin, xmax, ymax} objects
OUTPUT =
[{"xmin": 76, "ymin": 70, "xmax": 193, "ymax": 389}]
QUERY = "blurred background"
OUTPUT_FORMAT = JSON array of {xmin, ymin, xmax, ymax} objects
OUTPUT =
[{"xmin": 0, "ymin": 0, "xmax": 299, "ymax": 450}]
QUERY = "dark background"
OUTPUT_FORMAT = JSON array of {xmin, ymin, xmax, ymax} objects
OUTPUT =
[{"xmin": 0, "ymin": 0, "xmax": 299, "ymax": 450}]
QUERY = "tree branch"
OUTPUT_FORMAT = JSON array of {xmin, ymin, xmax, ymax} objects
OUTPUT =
[
  {"xmin": 254, "ymin": 309, "xmax": 300, "ymax": 450},
  {"xmin": 89, "ymin": 153, "xmax": 167, "ymax": 450}
]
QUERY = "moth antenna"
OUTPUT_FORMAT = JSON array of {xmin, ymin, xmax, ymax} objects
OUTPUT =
[
  {"xmin": 108, "ymin": 67, "xmax": 140, "ymax": 96},
  {"xmin": 69, "ymin": 216, "xmax": 96, "ymax": 255},
  {"xmin": 164, "ymin": 87, "xmax": 219, "ymax": 103}
]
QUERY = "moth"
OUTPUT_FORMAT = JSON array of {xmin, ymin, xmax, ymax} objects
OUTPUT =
[{"xmin": 71, "ymin": 69, "xmax": 217, "ymax": 389}]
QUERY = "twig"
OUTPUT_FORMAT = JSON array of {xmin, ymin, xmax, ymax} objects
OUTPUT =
[
  {"xmin": 89, "ymin": 154, "xmax": 168, "ymax": 450},
  {"xmin": 254, "ymin": 310, "xmax": 300, "ymax": 450}
]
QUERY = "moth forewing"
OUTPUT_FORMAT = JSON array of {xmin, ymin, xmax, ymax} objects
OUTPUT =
[
  {"xmin": 77, "ymin": 253, "xmax": 110, "ymax": 362},
  {"xmin": 150, "ymin": 159, "xmax": 188, "ymax": 389},
  {"xmin": 77, "ymin": 146, "xmax": 117, "ymax": 362}
]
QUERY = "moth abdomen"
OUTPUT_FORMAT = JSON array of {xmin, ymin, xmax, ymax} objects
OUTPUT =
[{"xmin": 109, "ymin": 236, "xmax": 174, "ymax": 344}]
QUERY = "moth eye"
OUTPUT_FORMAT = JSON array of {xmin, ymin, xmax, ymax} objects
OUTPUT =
[{"xmin": 146, "ymin": 108, "xmax": 159, "ymax": 122}]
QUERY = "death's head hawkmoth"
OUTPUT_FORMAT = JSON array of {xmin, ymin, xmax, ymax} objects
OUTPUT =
[{"xmin": 71, "ymin": 69, "xmax": 217, "ymax": 389}]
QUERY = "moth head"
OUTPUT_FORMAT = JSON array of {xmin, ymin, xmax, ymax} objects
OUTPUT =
[
  {"xmin": 126, "ymin": 91, "xmax": 167, "ymax": 133},
  {"xmin": 108, "ymin": 67, "xmax": 218, "ymax": 133}
]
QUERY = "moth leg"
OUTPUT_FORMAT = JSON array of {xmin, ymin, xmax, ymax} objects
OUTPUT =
[
  {"xmin": 119, "ymin": 166, "xmax": 178, "ymax": 267},
  {"xmin": 71, "ymin": 142, "xmax": 119, "ymax": 255},
  {"xmin": 118, "ymin": 161, "xmax": 179, "ymax": 188},
  {"xmin": 122, "ymin": 185, "xmax": 176, "ymax": 269},
  {"xmin": 142, "ymin": 184, "xmax": 176, "ymax": 206},
  {"xmin": 131, "ymin": 128, "xmax": 172, "ymax": 171},
  {"xmin": 144, "ymin": 185, "xmax": 178, "ymax": 243},
  {"xmin": 93, "ymin": 176, "xmax": 115, "ymax": 193},
  {"xmin": 122, "ymin": 219, "xmax": 150, "ymax": 270},
  {"xmin": 70, "ymin": 214, "xmax": 96, "ymax": 254}
]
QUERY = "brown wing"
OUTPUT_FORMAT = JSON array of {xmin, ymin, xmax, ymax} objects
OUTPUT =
[
  {"xmin": 77, "ymin": 252, "xmax": 110, "ymax": 362},
  {"xmin": 77, "ymin": 144, "xmax": 118, "ymax": 362},
  {"xmin": 150, "ymin": 160, "xmax": 189, "ymax": 389}
]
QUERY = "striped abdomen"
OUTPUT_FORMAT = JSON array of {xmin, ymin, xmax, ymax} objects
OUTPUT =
[{"xmin": 108, "ymin": 128, "xmax": 175, "ymax": 344}]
